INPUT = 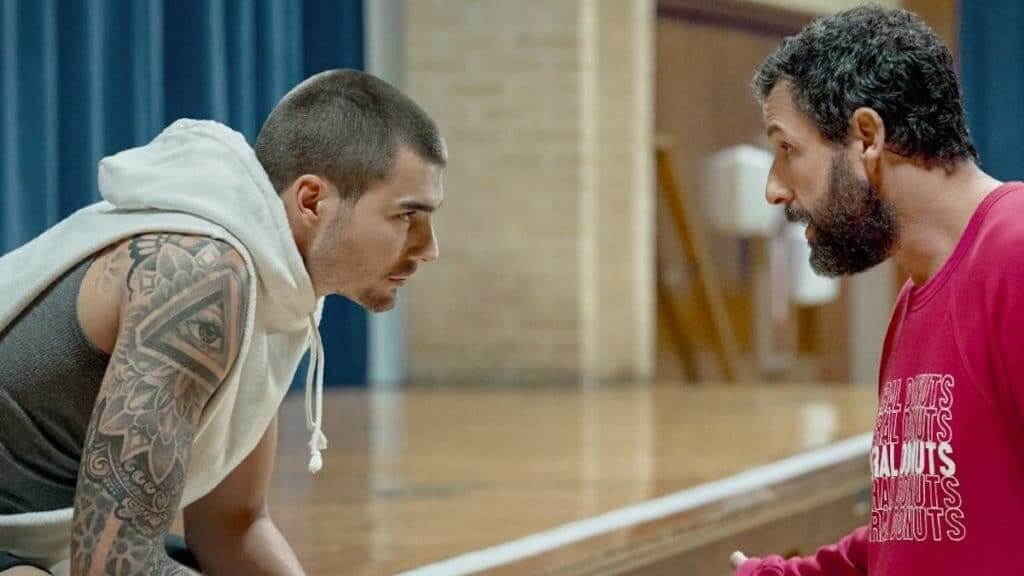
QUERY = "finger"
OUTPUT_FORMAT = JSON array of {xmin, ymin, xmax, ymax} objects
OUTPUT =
[{"xmin": 730, "ymin": 550, "xmax": 748, "ymax": 569}]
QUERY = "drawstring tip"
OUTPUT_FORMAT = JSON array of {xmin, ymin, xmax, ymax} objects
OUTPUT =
[
  {"xmin": 307, "ymin": 430, "xmax": 328, "ymax": 474},
  {"xmin": 308, "ymin": 450, "xmax": 323, "ymax": 474}
]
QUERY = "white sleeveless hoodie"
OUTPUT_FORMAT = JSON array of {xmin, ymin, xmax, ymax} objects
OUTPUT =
[{"xmin": 0, "ymin": 120, "xmax": 328, "ymax": 570}]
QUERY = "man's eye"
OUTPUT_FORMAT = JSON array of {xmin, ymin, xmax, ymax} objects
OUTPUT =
[{"xmin": 398, "ymin": 212, "xmax": 415, "ymax": 222}]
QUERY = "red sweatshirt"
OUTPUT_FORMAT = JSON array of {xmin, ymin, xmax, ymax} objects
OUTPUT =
[{"xmin": 738, "ymin": 182, "xmax": 1024, "ymax": 575}]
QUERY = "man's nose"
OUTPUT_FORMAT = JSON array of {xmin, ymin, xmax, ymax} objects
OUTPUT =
[
  {"xmin": 765, "ymin": 167, "xmax": 792, "ymax": 206},
  {"xmin": 414, "ymin": 223, "xmax": 439, "ymax": 263}
]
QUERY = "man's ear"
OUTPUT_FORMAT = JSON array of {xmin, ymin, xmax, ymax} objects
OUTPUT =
[
  {"xmin": 851, "ymin": 107, "xmax": 886, "ymax": 185},
  {"xmin": 291, "ymin": 175, "xmax": 329, "ymax": 224}
]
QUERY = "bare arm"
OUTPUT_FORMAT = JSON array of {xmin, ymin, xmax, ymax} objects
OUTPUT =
[
  {"xmin": 70, "ymin": 234, "xmax": 249, "ymax": 575},
  {"xmin": 184, "ymin": 416, "xmax": 306, "ymax": 575}
]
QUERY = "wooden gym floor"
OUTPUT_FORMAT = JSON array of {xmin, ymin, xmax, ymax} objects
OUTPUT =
[{"xmin": 266, "ymin": 383, "xmax": 877, "ymax": 576}]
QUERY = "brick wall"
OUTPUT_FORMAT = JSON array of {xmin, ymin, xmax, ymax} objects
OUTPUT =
[{"xmin": 404, "ymin": 0, "xmax": 654, "ymax": 383}]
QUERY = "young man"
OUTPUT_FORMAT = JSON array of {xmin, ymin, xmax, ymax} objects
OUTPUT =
[
  {"xmin": 733, "ymin": 6, "xmax": 1024, "ymax": 575},
  {"xmin": 0, "ymin": 69, "xmax": 445, "ymax": 575}
]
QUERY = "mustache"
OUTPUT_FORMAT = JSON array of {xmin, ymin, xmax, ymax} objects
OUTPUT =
[{"xmin": 784, "ymin": 204, "xmax": 812, "ymax": 225}]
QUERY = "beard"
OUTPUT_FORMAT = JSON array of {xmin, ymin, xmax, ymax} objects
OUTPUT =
[{"xmin": 785, "ymin": 153, "xmax": 899, "ymax": 277}]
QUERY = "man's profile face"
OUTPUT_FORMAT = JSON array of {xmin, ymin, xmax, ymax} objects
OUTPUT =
[
  {"xmin": 762, "ymin": 82, "xmax": 898, "ymax": 276},
  {"xmin": 308, "ymin": 147, "xmax": 444, "ymax": 311}
]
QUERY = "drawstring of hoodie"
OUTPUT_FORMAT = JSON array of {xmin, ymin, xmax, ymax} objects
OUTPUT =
[{"xmin": 305, "ymin": 317, "xmax": 327, "ymax": 473}]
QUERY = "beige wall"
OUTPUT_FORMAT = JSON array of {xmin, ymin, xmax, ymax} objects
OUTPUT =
[
  {"xmin": 404, "ymin": 0, "xmax": 655, "ymax": 383},
  {"xmin": 588, "ymin": 0, "xmax": 656, "ymax": 381}
]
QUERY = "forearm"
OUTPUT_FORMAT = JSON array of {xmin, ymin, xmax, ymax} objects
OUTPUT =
[
  {"xmin": 736, "ymin": 526, "xmax": 869, "ymax": 576},
  {"xmin": 70, "ymin": 390, "xmax": 200, "ymax": 576},
  {"xmin": 71, "ymin": 533, "xmax": 196, "ymax": 576},
  {"xmin": 71, "ymin": 481, "xmax": 197, "ymax": 576},
  {"xmin": 191, "ymin": 515, "xmax": 305, "ymax": 576}
]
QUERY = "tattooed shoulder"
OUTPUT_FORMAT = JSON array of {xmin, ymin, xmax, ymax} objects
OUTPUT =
[{"xmin": 122, "ymin": 234, "xmax": 250, "ymax": 386}]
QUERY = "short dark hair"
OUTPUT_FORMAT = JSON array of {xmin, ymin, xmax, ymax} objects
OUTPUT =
[
  {"xmin": 753, "ymin": 5, "xmax": 977, "ymax": 166},
  {"xmin": 255, "ymin": 69, "xmax": 446, "ymax": 198}
]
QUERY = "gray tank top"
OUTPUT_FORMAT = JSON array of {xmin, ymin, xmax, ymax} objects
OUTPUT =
[{"xmin": 0, "ymin": 257, "xmax": 110, "ymax": 514}]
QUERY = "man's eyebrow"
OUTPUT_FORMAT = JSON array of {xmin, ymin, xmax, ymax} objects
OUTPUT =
[{"xmin": 397, "ymin": 200, "xmax": 438, "ymax": 213}]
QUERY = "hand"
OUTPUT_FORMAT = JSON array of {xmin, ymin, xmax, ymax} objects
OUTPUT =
[{"xmin": 730, "ymin": 550, "xmax": 748, "ymax": 570}]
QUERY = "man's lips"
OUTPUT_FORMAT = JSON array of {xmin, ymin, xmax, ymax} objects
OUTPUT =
[
  {"xmin": 388, "ymin": 265, "xmax": 417, "ymax": 286},
  {"xmin": 388, "ymin": 271, "xmax": 414, "ymax": 285}
]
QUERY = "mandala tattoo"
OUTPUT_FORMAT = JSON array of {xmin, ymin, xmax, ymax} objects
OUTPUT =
[{"xmin": 70, "ymin": 234, "xmax": 249, "ymax": 575}]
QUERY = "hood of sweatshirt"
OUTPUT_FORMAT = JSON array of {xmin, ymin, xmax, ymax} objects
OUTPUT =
[{"xmin": 97, "ymin": 119, "xmax": 317, "ymax": 333}]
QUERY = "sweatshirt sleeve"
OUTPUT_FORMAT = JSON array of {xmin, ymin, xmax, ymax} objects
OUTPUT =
[{"xmin": 735, "ymin": 526, "xmax": 869, "ymax": 576}]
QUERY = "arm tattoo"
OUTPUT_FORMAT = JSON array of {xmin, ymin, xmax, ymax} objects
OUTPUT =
[
  {"xmin": 97, "ymin": 243, "xmax": 128, "ymax": 293},
  {"xmin": 71, "ymin": 234, "xmax": 249, "ymax": 575}
]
